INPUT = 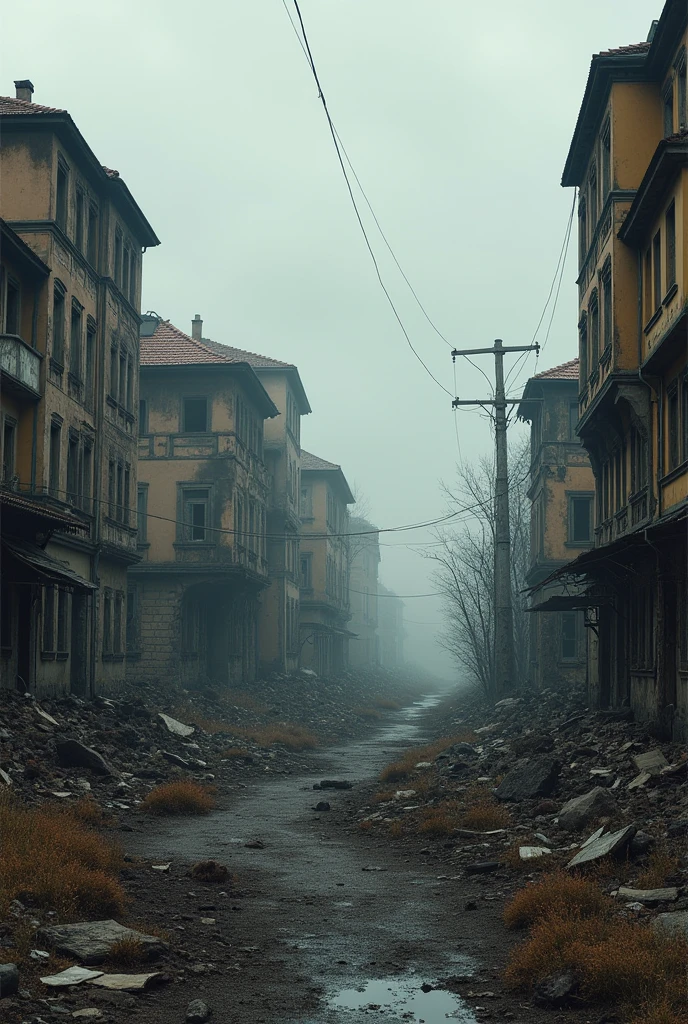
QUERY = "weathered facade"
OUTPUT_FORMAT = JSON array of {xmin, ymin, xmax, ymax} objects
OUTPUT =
[
  {"xmin": 299, "ymin": 451, "xmax": 354, "ymax": 676},
  {"xmin": 377, "ymin": 584, "xmax": 405, "ymax": 670},
  {"xmin": 347, "ymin": 517, "xmax": 380, "ymax": 668},
  {"xmin": 200, "ymin": 317, "xmax": 312, "ymax": 675},
  {"xmin": 128, "ymin": 317, "xmax": 278, "ymax": 688},
  {"xmin": 518, "ymin": 359, "xmax": 596, "ymax": 690},
  {"xmin": 0, "ymin": 83, "xmax": 158, "ymax": 695},
  {"xmin": 545, "ymin": 0, "xmax": 688, "ymax": 738}
]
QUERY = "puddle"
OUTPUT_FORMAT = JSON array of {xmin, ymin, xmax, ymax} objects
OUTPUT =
[{"xmin": 328, "ymin": 976, "xmax": 476, "ymax": 1021}]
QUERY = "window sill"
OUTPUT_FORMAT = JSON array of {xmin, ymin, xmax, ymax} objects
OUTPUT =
[
  {"xmin": 40, "ymin": 651, "xmax": 57, "ymax": 661},
  {"xmin": 644, "ymin": 307, "xmax": 663, "ymax": 334},
  {"xmin": 102, "ymin": 653, "xmax": 125, "ymax": 663},
  {"xmin": 660, "ymin": 460, "xmax": 688, "ymax": 486},
  {"xmin": 662, "ymin": 282, "xmax": 678, "ymax": 306},
  {"xmin": 56, "ymin": 651, "xmax": 69, "ymax": 662},
  {"xmin": 50, "ymin": 358, "xmax": 64, "ymax": 375},
  {"xmin": 106, "ymin": 394, "xmax": 117, "ymax": 408},
  {"xmin": 173, "ymin": 542, "xmax": 216, "ymax": 549},
  {"xmin": 137, "ymin": 542, "xmax": 151, "ymax": 550}
]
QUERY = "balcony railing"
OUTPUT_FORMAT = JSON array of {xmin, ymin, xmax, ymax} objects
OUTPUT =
[{"xmin": 0, "ymin": 335, "xmax": 42, "ymax": 398}]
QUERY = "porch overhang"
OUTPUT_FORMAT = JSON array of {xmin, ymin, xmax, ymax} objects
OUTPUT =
[{"xmin": 2, "ymin": 537, "xmax": 96, "ymax": 590}]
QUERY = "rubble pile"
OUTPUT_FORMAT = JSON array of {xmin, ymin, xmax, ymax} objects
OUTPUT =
[
  {"xmin": 0, "ymin": 667, "xmax": 430, "ymax": 811},
  {"xmin": 356, "ymin": 687, "xmax": 688, "ymax": 921}
]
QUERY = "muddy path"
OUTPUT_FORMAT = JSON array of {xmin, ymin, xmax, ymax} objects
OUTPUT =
[{"xmin": 124, "ymin": 696, "xmax": 504, "ymax": 1023}]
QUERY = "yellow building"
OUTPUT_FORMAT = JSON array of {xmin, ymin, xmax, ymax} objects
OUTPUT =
[
  {"xmin": 129, "ymin": 316, "xmax": 278, "ymax": 687},
  {"xmin": 347, "ymin": 517, "xmax": 380, "ymax": 668},
  {"xmin": 540, "ymin": 0, "xmax": 688, "ymax": 737},
  {"xmin": 299, "ymin": 451, "xmax": 354, "ymax": 676},
  {"xmin": 0, "ymin": 82, "xmax": 158, "ymax": 695},
  {"xmin": 518, "ymin": 359, "xmax": 596, "ymax": 690},
  {"xmin": 197, "ymin": 317, "xmax": 311, "ymax": 675}
]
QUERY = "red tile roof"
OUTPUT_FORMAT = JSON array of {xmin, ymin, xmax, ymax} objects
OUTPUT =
[
  {"xmin": 596, "ymin": 42, "xmax": 650, "ymax": 57},
  {"xmin": 140, "ymin": 319, "xmax": 252, "ymax": 366},
  {"xmin": 533, "ymin": 358, "xmax": 580, "ymax": 380},
  {"xmin": 301, "ymin": 451, "xmax": 342, "ymax": 472},
  {"xmin": 202, "ymin": 337, "xmax": 294, "ymax": 369},
  {"xmin": 0, "ymin": 95, "xmax": 66, "ymax": 115}
]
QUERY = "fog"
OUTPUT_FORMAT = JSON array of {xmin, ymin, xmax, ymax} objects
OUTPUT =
[{"xmin": 2, "ymin": 0, "xmax": 659, "ymax": 680}]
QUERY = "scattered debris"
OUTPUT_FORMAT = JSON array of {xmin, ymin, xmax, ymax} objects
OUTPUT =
[
  {"xmin": 494, "ymin": 757, "xmax": 560, "ymax": 802},
  {"xmin": 633, "ymin": 749, "xmax": 668, "ymax": 775},
  {"xmin": 89, "ymin": 972, "xmax": 164, "ymax": 991},
  {"xmin": 186, "ymin": 998, "xmax": 212, "ymax": 1023},
  {"xmin": 532, "ymin": 971, "xmax": 578, "ymax": 1008},
  {"xmin": 190, "ymin": 860, "xmax": 229, "ymax": 883},
  {"xmin": 40, "ymin": 966, "xmax": 104, "ymax": 987},
  {"xmin": 557, "ymin": 787, "xmax": 616, "ymax": 831},
  {"xmin": 566, "ymin": 824, "xmax": 636, "ymax": 869},
  {"xmin": 519, "ymin": 846, "xmax": 552, "ymax": 860},
  {"xmin": 158, "ymin": 713, "xmax": 195, "ymax": 738},
  {"xmin": 615, "ymin": 887, "xmax": 678, "ymax": 904},
  {"xmin": 55, "ymin": 737, "xmax": 114, "ymax": 776},
  {"xmin": 40, "ymin": 920, "xmax": 167, "ymax": 965},
  {"xmin": 652, "ymin": 911, "xmax": 688, "ymax": 938}
]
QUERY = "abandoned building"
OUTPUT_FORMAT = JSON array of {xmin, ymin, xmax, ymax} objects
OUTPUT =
[
  {"xmin": 517, "ymin": 358, "xmax": 596, "ymax": 690},
  {"xmin": 347, "ymin": 516, "xmax": 381, "ymax": 668},
  {"xmin": 299, "ymin": 451, "xmax": 355, "ymax": 676},
  {"xmin": 533, "ymin": 0, "xmax": 688, "ymax": 739},
  {"xmin": 128, "ymin": 316, "xmax": 280, "ymax": 687},
  {"xmin": 0, "ymin": 82, "xmax": 158, "ymax": 695}
]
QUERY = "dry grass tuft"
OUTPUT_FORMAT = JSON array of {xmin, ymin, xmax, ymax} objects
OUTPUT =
[
  {"xmin": 635, "ymin": 846, "xmax": 680, "ymax": 890},
  {"xmin": 353, "ymin": 706, "xmax": 384, "ymax": 721},
  {"xmin": 190, "ymin": 860, "xmax": 230, "ymax": 884},
  {"xmin": 0, "ymin": 792, "xmax": 125, "ymax": 920},
  {"xmin": 358, "ymin": 819, "xmax": 373, "ymax": 832},
  {"xmin": 388, "ymin": 820, "xmax": 404, "ymax": 838},
  {"xmin": 629, "ymin": 1003, "xmax": 688, "ymax": 1024},
  {"xmin": 224, "ymin": 691, "xmax": 268, "ymax": 713},
  {"xmin": 380, "ymin": 735, "xmax": 472, "ymax": 784},
  {"xmin": 505, "ymin": 910, "xmax": 688, "ymax": 1012},
  {"xmin": 372, "ymin": 790, "xmax": 397, "ymax": 804},
  {"xmin": 106, "ymin": 937, "xmax": 149, "ymax": 968},
  {"xmin": 140, "ymin": 781, "xmax": 215, "ymax": 816},
  {"xmin": 70, "ymin": 796, "xmax": 106, "ymax": 826},
  {"xmin": 237, "ymin": 723, "xmax": 318, "ymax": 751},
  {"xmin": 458, "ymin": 787, "xmax": 510, "ymax": 830},
  {"xmin": 418, "ymin": 799, "xmax": 463, "ymax": 837},
  {"xmin": 504, "ymin": 871, "xmax": 610, "ymax": 930},
  {"xmin": 220, "ymin": 746, "xmax": 253, "ymax": 759},
  {"xmin": 373, "ymin": 697, "xmax": 402, "ymax": 710}
]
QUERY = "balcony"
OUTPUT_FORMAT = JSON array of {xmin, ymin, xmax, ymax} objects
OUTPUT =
[{"xmin": 0, "ymin": 334, "xmax": 42, "ymax": 399}]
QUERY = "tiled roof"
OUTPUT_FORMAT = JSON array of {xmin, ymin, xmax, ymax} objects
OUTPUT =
[
  {"xmin": 596, "ymin": 42, "xmax": 650, "ymax": 57},
  {"xmin": 0, "ymin": 95, "xmax": 66, "ymax": 115},
  {"xmin": 301, "ymin": 451, "xmax": 342, "ymax": 472},
  {"xmin": 202, "ymin": 337, "xmax": 294, "ymax": 369},
  {"xmin": 140, "ymin": 319, "xmax": 250, "ymax": 366},
  {"xmin": 533, "ymin": 358, "xmax": 579, "ymax": 380}
]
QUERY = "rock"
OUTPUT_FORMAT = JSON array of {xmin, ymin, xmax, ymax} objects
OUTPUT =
[
  {"xmin": 55, "ymin": 738, "xmax": 114, "ymax": 776},
  {"xmin": 667, "ymin": 820, "xmax": 688, "ymax": 837},
  {"xmin": 39, "ymin": 920, "xmax": 167, "ymax": 965},
  {"xmin": 0, "ymin": 767, "xmax": 11, "ymax": 786},
  {"xmin": 615, "ymin": 887, "xmax": 678, "ymax": 904},
  {"xmin": 557, "ymin": 787, "xmax": 617, "ymax": 831},
  {"xmin": 40, "ymin": 967, "xmax": 104, "ymax": 987},
  {"xmin": 244, "ymin": 839, "xmax": 264, "ymax": 850},
  {"xmin": 627, "ymin": 771, "xmax": 652, "ymax": 790},
  {"xmin": 464, "ymin": 900, "xmax": 478, "ymax": 911},
  {"xmin": 512, "ymin": 733, "xmax": 555, "ymax": 756},
  {"xmin": 532, "ymin": 971, "xmax": 578, "ymax": 1008},
  {"xmin": 633, "ymin": 749, "xmax": 668, "ymax": 775},
  {"xmin": 186, "ymin": 999, "xmax": 212, "ymax": 1022},
  {"xmin": 319, "ymin": 780, "xmax": 353, "ymax": 790},
  {"xmin": 653, "ymin": 911, "xmax": 688, "ymax": 938},
  {"xmin": 629, "ymin": 830, "xmax": 655, "ymax": 856},
  {"xmin": 151, "ymin": 863, "xmax": 172, "ymax": 873},
  {"xmin": 161, "ymin": 751, "xmax": 192, "ymax": 769},
  {"xmin": 566, "ymin": 824, "xmax": 636, "ymax": 870},
  {"xmin": 519, "ymin": 846, "xmax": 552, "ymax": 860},
  {"xmin": 465, "ymin": 861, "xmax": 500, "ymax": 874},
  {"xmin": 72, "ymin": 1011, "xmax": 104, "ymax": 1019},
  {"xmin": 494, "ymin": 757, "xmax": 560, "ymax": 802},
  {"xmin": 158, "ymin": 713, "xmax": 194, "ymax": 737},
  {"xmin": 0, "ymin": 963, "xmax": 19, "ymax": 997},
  {"xmin": 190, "ymin": 860, "xmax": 229, "ymax": 883},
  {"xmin": 450, "ymin": 743, "xmax": 477, "ymax": 758},
  {"xmin": 313, "ymin": 801, "xmax": 331, "ymax": 812},
  {"xmin": 89, "ymin": 972, "xmax": 164, "ymax": 991}
]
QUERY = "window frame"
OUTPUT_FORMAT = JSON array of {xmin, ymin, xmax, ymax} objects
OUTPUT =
[
  {"xmin": 567, "ymin": 491, "xmax": 594, "ymax": 545},
  {"xmin": 560, "ymin": 611, "xmax": 580, "ymax": 662},
  {"xmin": 665, "ymin": 202, "xmax": 676, "ymax": 292},
  {"xmin": 178, "ymin": 485, "xmax": 212, "ymax": 544},
  {"xmin": 137, "ymin": 484, "xmax": 148, "ymax": 544},
  {"xmin": 182, "ymin": 396, "xmax": 209, "ymax": 434},
  {"xmin": 652, "ymin": 230, "xmax": 662, "ymax": 311},
  {"xmin": 69, "ymin": 299, "xmax": 83, "ymax": 381},
  {"xmin": 49, "ymin": 419, "xmax": 62, "ymax": 498},
  {"xmin": 2, "ymin": 416, "xmax": 17, "ymax": 483},
  {"xmin": 52, "ymin": 282, "xmax": 66, "ymax": 368},
  {"xmin": 55, "ymin": 158, "xmax": 69, "ymax": 231}
]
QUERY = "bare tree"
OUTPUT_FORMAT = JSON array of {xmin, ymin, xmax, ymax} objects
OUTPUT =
[{"xmin": 427, "ymin": 438, "xmax": 530, "ymax": 698}]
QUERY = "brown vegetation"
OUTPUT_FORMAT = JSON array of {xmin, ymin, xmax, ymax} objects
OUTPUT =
[
  {"xmin": 220, "ymin": 746, "xmax": 253, "ymax": 759},
  {"xmin": 190, "ymin": 860, "xmax": 230, "ymax": 884},
  {"xmin": 635, "ymin": 847, "xmax": 680, "ymax": 889},
  {"xmin": 140, "ymin": 781, "xmax": 215, "ymax": 816},
  {"xmin": 379, "ymin": 733, "xmax": 476, "ymax": 784},
  {"xmin": 236, "ymin": 723, "xmax": 318, "ymax": 751},
  {"xmin": 0, "ymin": 793, "xmax": 125, "ymax": 920},
  {"xmin": 106, "ymin": 937, "xmax": 149, "ymax": 968},
  {"xmin": 504, "ymin": 871, "xmax": 609, "ymax": 929},
  {"xmin": 418, "ymin": 799, "xmax": 463, "ymax": 837}
]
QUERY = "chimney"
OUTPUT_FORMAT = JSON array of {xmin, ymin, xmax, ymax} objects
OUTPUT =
[
  {"xmin": 191, "ymin": 314, "xmax": 203, "ymax": 341},
  {"xmin": 14, "ymin": 80, "xmax": 34, "ymax": 102},
  {"xmin": 647, "ymin": 19, "xmax": 658, "ymax": 42}
]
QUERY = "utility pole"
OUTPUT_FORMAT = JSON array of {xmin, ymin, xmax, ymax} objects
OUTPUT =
[{"xmin": 451, "ymin": 339, "xmax": 539, "ymax": 699}]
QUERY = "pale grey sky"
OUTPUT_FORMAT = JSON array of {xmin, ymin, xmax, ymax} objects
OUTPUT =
[{"xmin": 2, "ymin": 0, "xmax": 661, "ymax": 678}]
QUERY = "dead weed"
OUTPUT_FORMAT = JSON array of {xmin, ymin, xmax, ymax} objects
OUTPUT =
[{"xmin": 140, "ymin": 781, "xmax": 215, "ymax": 816}]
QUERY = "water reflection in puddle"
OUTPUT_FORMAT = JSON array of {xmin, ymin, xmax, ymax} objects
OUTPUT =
[{"xmin": 328, "ymin": 976, "xmax": 476, "ymax": 1021}]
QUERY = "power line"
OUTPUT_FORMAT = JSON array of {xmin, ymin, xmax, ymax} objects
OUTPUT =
[
  {"xmin": 288, "ymin": 0, "xmax": 453, "ymax": 399},
  {"xmin": 349, "ymin": 586, "xmax": 442, "ymax": 599}
]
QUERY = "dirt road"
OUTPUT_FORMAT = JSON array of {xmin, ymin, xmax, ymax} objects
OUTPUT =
[{"xmin": 124, "ymin": 696, "xmax": 512, "ymax": 1023}]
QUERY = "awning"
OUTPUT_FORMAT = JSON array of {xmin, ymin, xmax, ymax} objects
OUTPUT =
[
  {"xmin": 0, "ymin": 489, "xmax": 88, "ymax": 534},
  {"xmin": 527, "ymin": 502, "xmax": 688, "ymax": 598},
  {"xmin": 2, "ymin": 538, "xmax": 97, "ymax": 590}
]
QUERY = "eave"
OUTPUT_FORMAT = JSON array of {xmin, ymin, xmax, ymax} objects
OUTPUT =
[
  {"xmin": 618, "ymin": 137, "xmax": 688, "ymax": 245},
  {"xmin": 255, "ymin": 365, "xmax": 312, "ymax": 415},
  {"xmin": 140, "ymin": 361, "xmax": 279, "ymax": 419}
]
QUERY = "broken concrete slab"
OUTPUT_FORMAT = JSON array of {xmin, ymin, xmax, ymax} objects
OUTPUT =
[
  {"xmin": 40, "ymin": 966, "xmax": 104, "ymax": 987},
  {"xmin": 158, "ymin": 713, "xmax": 194, "ymax": 738},
  {"xmin": 633, "ymin": 749, "xmax": 668, "ymax": 775},
  {"xmin": 72, "ymin": 1010, "xmax": 104, "ymax": 1019},
  {"xmin": 40, "ymin": 921, "xmax": 167, "ymax": 965},
  {"xmin": 519, "ymin": 846, "xmax": 552, "ymax": 860},
  {"xmin": 580, "ymin": 825, "xmax": 606, "ymax": 848},
  {"xmin": 615, "ymin": 887, "xmax": 678, "ymax": 904},
  {"xmin": 557, "ymin": 787, "xmax": 617, "ymax": 831},
  {"xmin": 566, "ymin": 824, "xmax": 636, "ymax": 869},
  {"xmin": 88, "ymin": 972, "xmax": 163, "ymax": 992},
  {"xmin": 627, "ymin": 771, "xmax": 652, "ymax": 791},
  {"xmin": 653, "ymin": 911, "xmax": 688, "ymax": 939},
  {"xmin": 36, "ymin": 707, "xmax": 60, "ymax": 727},
  {"xmin": 0, "ymin": 768, "xmax": 11, "ymax": 786},
  {"xmin": 494, "ymin": 757, "xmax": 560, "ymax": 802},
  {"xmin": 55, "ymin": 738, "xmax": 114, "ymax": 776}
]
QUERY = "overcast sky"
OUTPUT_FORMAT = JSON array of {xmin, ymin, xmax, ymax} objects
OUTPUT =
[{"xmin": 2, "ymin": 0, "xmax": 660, "ymax": 679}]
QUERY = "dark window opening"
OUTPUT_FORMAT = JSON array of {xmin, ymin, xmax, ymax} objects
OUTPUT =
[
  {"xmin": 139, "ymin": 399, "xmax": 148, "ymax": 433},
  {"xmin": 679, "ymin": 61, "xmax": 687, "ymax": 128},
  {"xmin": 75, "ymin": 190, "xmax": 84, "ymax": 251},
  {"xmin": 182, "ymin": 397, "xmax": 208, "ymax": 433},
  {"xmin": 589, "ymin": 163, "xmax": 598, "ymax": 227},
  {"xmin": 653, "ymin": 231, "xmax": 662, "ymax": 310},
  {"xmin": 602, "ymin": 271, "xmax": 612, "ymax": 352},
  {"xmin": 108, "ymin": 459, "xmax": 115, "ymax": 518},
  {"xmin": 66, "ymin": 434, "xmax": 79, "ymax": 502},
  {"xmin": 570, "ymin": 495, "xmax": 592, "ymax": 543},
  {"xmin": 589, "ymin": 294, "xmax": 599, "ymax": 366},
  {"xmin": 682, "ymin": 375, "xmax": 688, "ymax": 463},
  {"xmin": 85, "ymin": 324, "xmax": 95, "ymax": 409},
  {"xmin": 113, "ymin": 592, "xmax": 123, "ymax": 655},
  {"xmin": 123, "ymin": 466, "xmax": 130, "ymax": 526},
  {"xmin": 601, "ymin": 123, "xmax": 611, "ymax": 201},
  {"xmin": 137, "ymin": 485, "xmax": 148, "ymax": 542},
  {"xmin": 183, "ymin": 489, "xmax": 210, "ymax": 542},
  {"xmin": 665, "ymin": 203, "xmax": 676, "ymax": 291},
  {"xmin": 56, "ymin": 162, "xmax": 68, "ymax": 230},
  {"xmin": 579, "ymin": 318, "xmax": 588, "ymax": 382},
  {"xmin": 644, "ymin": 249, "xmax": 653, "ymax": 322},
  {"xmin": 70, "ymin": 303, "xmax": 82, "ymax": 380},
  {"xmin": 53, "ymin": 287, "xmax": 65, "ymax": 366},
  {"xmin": 5, "ymin": 277, "xmax": 20, "ymax": 336},
  {"xmin": 569, "ymin": 402, "xmax": 579, "ymax": 441},
  {"xmin": 42, "ymin": 586, "xmax": 56, "ymax": 651},
  {"xmin": 57, "ymin": 589, "xmax": 69, "ymax": 654},
  {"xmin": 561, "ymin": 612, "xmax": 579, "ymax": 661},
  {"xmin": 126, "ymin": 359, "xmax": 134, "ymax": 413},
  {"xmin": 1, "ymin": 579, "xmax": 12, "ymax": 652},
  {"xmin": 49, "ymin": 422, "xmax": 61, "ymax": 497},
  {"xmin": 103, "ymin": 590, "xmax": 112, "ymax": 655},
  {"xmin": 300, "ymin": 554, "xmax": 312, "ymax": 589},
  {"xmin": 109, "ymin": 346, "xmax": 118, "ymax": 398},
  {"xmin": 122, "ymin": 246, "xmax": 130, "ymax": 299},
  {"xmin": 2, "ymin": 419, "xmax": 16, "ymax": 483},
  {"xmin": 663, "ymin": 87, "xmax": 674, "ymax": 137},
  {"xmin": 114, "ymin": 231, "xmax": 122, "ymax": 286},
  {"xmin": 668, "ymin": 385, "xmax": 680, "ymax": 470},
  {"xmin": 87, "ymin": 203, "xmax": 98, "ymax": 266},
  {"xmin": 82, "ymin": 443, "xmax": 92, "ymax": 514}
]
